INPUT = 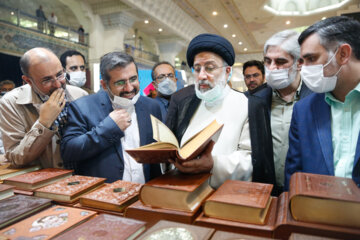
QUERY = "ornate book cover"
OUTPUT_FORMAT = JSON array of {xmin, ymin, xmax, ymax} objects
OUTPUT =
[
  {"xmin": 137, "ymin": 220, "xmax": 215, "ymax": 240},
  {"xmin": 35, "ymin": 175, "xmax": 105, "ymax": 203},
  {"xmin": 0, "ymin": 205, "xmax": 96, "ymax": 240},
  {"xmin": 140, "ymin": 169, "xmax": 213, "ymax": 212},
  {"xmin": 204, "ymin": 180, "xmax": 273, "ymax": 224},
  {"xmin": 54, "ymin": 214, "xmax": 146, "ymax": 240},
  {"xmin": 289, "ymin": 172, "xmax": 360, "ymax": 228},
  {"xmin": 80, "ymin": 180, "xmax": 141, "ymax": 212},
  {"xmin": 3, "ymin": 168, "xmax": 73, "ymax": 190},
  {"xmin": 0, "ymin": 194, "xmax": 52, "ymax": 229}
]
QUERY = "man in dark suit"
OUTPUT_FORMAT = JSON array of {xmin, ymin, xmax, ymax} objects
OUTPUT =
[
  {"xmin": 285, "ymin": 16, "xmax": 360, "ymax": 189},
  {"xmin": 252, "ymin": 30, "xmax": 313, "ymax": 195},
  {"xmin": 61, "ymin": 52, "xmax": 162, "ymax": 183},
  {"xmin": 243, "ymin": 60, "xmax": 267, "ymax": 95}
]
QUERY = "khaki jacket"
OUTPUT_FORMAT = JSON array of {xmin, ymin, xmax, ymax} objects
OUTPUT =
[{"xmin": 0, "ymin": 84, "xmax": 87, "ymax": 168}]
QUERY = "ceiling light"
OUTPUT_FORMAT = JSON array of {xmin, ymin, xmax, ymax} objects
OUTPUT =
[
  {"xmin": 286, "ymin": 20, "xmax": 291, "ymax": 25},
  {"xmin": 132, "ymin": 34, "xmax": 135, "ymax": 38},
  {"xmin": 144, "ymin": 20, "xmax": 149, "ymax": 24},
  {"xmin": 244, "ymin": 48, "xmax": 248, "ymax": 51},
  {"xmin": 232, "ymin": 34, "xmax": 236, "ymax": 38},
  {"xmin": 11, "ymin": 11, "xmax": 14, "ymax": 15},
  {"xmin": 238, "ymin": 41, "xmax": 242, "ymax": 45},
  {"xmin": 224, "ymin": 24, "xmax": 228, "ymax": 28},
  {"xmin": 212, "ymin": 11, "xmax": 218, "ymax": 16},
  {"xmin": 158, "ymin": 28, "xmax": 163, "ymax": 32},
  {"xmin": 322, "ymin": 17, "xmax": 326, "ymax": 20}
]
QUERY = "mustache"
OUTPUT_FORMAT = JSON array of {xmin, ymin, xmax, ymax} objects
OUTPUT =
[
  {"xmin": 119, "ymin": 88, "xmax": 137, "ymax": 97},
  {"xmin": 49, "ymin": 83, "xmax": 66, "ymax": 95}
]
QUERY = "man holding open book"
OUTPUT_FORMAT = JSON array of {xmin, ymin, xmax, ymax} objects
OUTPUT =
[
  {"xmin": 61, "ymin": 52, "xmax": 162, "ymax": 183},
  {"xmin": 166, "ymin": 33, "xmax": 253, "ymax": 189}
]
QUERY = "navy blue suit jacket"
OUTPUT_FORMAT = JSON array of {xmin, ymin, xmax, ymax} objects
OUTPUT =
[
  {"xmin": 284, "ymin": 93, "xmax": 360, "ymax": 190},
  {"xmin": 61, "ymin": 90, "xmax": 162, "ymax": 183}
]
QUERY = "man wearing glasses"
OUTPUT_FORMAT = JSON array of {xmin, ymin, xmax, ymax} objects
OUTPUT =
[
  {"xmin": 151, "ymin": 61, "xmax": 177, "ymax": 122},
  {"xmin": 0, "ymin": 48, "xmax": 87, "ymax": 168},
  {"xmin": 166, "ymin": 33, "xmax": 253, "ymax": 189},
  {"xmin": 61, "ymin": 52, "xmax": 162, "ymax": 183}
]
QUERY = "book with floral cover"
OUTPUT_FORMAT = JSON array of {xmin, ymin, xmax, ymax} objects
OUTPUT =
[
  {"xmin": 80, "ymin": 180, "xmax": 141, "ymax": 212},
  {"xmin": 0, "ymin": 184, "xmax": 14, "ymax": 200},
  {"xmin": 35, "ymin": 175, "xmax": 105, "ymax": 203},
  {"xmin": 0, "ymin": 205, "xmax": 96, "ymax": 240}
]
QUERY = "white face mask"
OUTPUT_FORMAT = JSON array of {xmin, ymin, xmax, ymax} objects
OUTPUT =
[
  {"xmin": 300, "ymin": 49, "xmax": 342, "ymax": 93},
  {"xmin": 107, "ymin": 87, "xmax": 140, "ymax": 115},
  {"xmin": 265, "ymin": 65, "xmax": 296, "ymax": 89},
  {"xmin": 157, "ymin": 78, "xmax": 177, "ymax": 96},
  {"xmin": 195, "ymin": 68, "xmax": 229, "ymax": 104},
  {"xmin": 68, "ymin": 71, "xmax": 86, "ymax": 87}
]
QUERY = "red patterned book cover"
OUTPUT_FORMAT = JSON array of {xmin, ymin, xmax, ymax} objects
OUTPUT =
[
  {"xmin": 35, "ymin": 175, "xmax": 105, "ymax": 203},
  {"xmin": 80, "ymin": 180, "xmax": 141, "ymax": 212},
  {"xmin": 54, "ymin": 214, "xmax": 146, "ymax": 240},
  {"xmin": 3, "ymin": 168, "xmax": 73, "ymax": 190}
]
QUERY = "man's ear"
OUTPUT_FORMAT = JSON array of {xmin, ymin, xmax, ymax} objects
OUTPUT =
[
  {"xmin": 337, "ymin": 43, "xmax": 352, "ymax": 65},
  {"xmin": 22, "ymin": 75, "xmax": 32, "ymax": 86},
  {"xmin": 100, "ymin": 80, "xmax": 107, "ymax": 90}
]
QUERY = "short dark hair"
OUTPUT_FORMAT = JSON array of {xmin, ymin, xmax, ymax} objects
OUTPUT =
[
  {"xmin": 151, "ymin": 61, "xmax": 175, "ymax": 81},
  {"xmin": 298, "ymin": 16, "xmax": 360, "ymax": 60},
  {"xmin": 60, "ymin": 50, "xmax": 86, "ymax": 69},
  {"xmin": 242, "ymin": 60, "xmax": 264, "ymax": 75},
  {"xmin": 100, "ymin": 52, "xmax": 138, "ymax": 85}
]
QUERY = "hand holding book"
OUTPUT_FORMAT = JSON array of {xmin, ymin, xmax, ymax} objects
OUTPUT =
[{"xmin": 169, "ymin": 140, "xmax": 215, "ymax": 174}]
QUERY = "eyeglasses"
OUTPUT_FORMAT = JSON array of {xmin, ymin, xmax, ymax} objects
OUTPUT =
[
  {"xmin": 113, "ymin": 76, "xmax": 138, "ymax": 88},
  {"xmin": 192, "ymin": 64, "xmax": 226, "ymax": 75},
  {"xmin": 39, "ymin": 71, "xmax": 66, "ymax": 86},
  {"xmin": 156, "ymin": 73, "xmax": 175, "ymax": 82},
  {"xmin": 244, "ymin": 73, "xmax": 261, "ymax": 80}
]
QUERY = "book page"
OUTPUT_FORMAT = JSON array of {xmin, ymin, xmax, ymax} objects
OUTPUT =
[{"xmin": 151, "ymin": 115, "xmax": 179, "ymax": 149}]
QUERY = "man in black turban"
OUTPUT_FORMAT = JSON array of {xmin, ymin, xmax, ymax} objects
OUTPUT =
[{"xmin": 165, "ymin": 33, "xmax": 253, "ymax": 189}]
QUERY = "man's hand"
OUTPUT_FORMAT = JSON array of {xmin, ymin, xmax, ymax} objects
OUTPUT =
[
  {"xmin": 170, "ymin": 141, "xmax": 215, "ymax": 174},
  {"xmin": 39, "ymin": 88, "xmax": 66, "ymax": 128},
  {"xmin": 109, "ymin": 109, "xmax": 132, "ymax": 131}
]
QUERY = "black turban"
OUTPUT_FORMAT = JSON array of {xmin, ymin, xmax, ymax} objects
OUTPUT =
[{"xmin": 186, "ymin": 33, "xmax": 235, "ymax": 67}]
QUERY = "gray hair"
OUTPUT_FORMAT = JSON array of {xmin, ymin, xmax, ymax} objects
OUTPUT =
[
  {"xmin": 264, "ymin": 30, "xmax": 300, "ymax": 62},
  {"xmin": 100, "ymin": 52, "xmax": 138, "ymax": 85}
]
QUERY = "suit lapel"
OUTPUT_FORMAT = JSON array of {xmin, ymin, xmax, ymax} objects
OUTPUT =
[
  {"xmin": 354, "ymin": 132, "xmax": 360, "ymax": 171},
  {"xmin": 135, "ymin": 96, "xmax": 149, "ymax": 146},
  {"xmin": 313, "ymin": 94, "xmax": 334, "ymax": 174}
]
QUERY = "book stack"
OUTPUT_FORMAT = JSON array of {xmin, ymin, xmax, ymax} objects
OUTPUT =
[
  {"xmin": 125, "ymin": 169, "xmax": 213, "ymax": 227},
  {"xmin": 136, "ymin": 220, "xmax": 215, "ymax": 240},
  {"xmin": 3, "ymin": 168, "xmax": 73, "ymax": 191},
  {"xmin": 0, "ymin": 205, "xmax": 96, "ymax": 239},
  {"xmin": 195, "ymin": 180, "xmax": 277, "ymax": 238},
  {"xmin": 35, "ymin": 175, "xmax": 106, "ymax": 203},
  {"xmin": 53, "ymin": 214, "xmax": 146, "ymax": 240},
  {"xmin": 274, "ymin": 173, "xmax": 360, "ymax": 240},
  {"xmin": 79, "ymin": 180, "xmax": 142, "ymax": 213}
]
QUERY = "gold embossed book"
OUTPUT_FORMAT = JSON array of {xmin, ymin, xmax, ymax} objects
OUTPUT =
[
  {"xmin": 126, "ymin": 115, "xmax": 223, "ymax": 163},
  {"xmin": 34, "ymin": 175, "xmax": 106, "ymax": 203},
  {"xmin": 80, "ymin": 180, "xmax": 142, "ymax": 212}
]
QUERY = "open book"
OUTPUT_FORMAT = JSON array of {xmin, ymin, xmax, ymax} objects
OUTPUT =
[{"xmin": 126, "ymin": 115, "xmax": 223, "ymax": 164}]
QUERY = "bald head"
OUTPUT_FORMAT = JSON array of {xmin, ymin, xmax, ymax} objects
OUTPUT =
[{"xmin": 20, "ymin": 48, "xmax": 58, "ymax": 77}]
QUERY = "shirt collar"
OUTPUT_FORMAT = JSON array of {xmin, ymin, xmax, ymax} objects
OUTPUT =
[
  {"xmin": 15, "ymin": 84, "xmax": 43, "ymax": 105},
  {"xmin": 325, "ymin": 81, "xmax": 360, "ymax": 105},
  {"xmin": 273, "ymin": 79, "xmax": 302, "ymax": 102}
]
